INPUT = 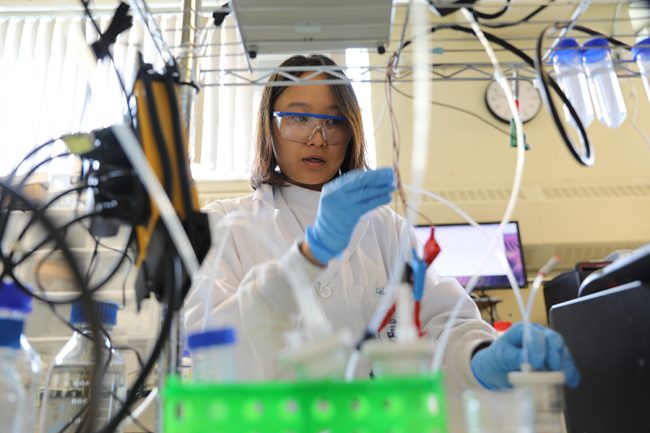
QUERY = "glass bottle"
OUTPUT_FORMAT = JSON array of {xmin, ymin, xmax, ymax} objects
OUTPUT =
[
  {"xmin": 39, "ymin": 301, "xmax": 126, "ymax": 433},
  {"xmin": 0, "ymin": 318, "xmax": 26, "ymax": 433},
  {"xmin": 0, "ymin": 281, "xmax": 43, "ymax": 433}
]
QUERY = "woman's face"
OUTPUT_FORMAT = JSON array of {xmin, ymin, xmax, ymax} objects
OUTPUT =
[{"xmin": 271, "ymin": 74, "xmax": 349, "ymax": 190}]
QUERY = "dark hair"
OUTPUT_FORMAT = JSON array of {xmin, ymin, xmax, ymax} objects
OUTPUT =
[{"xmin": 250, "ymin": 54, "xmax": 368, "ymax": 189}]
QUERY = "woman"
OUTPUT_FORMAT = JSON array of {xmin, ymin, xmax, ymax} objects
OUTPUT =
[{"xmin": 184, "ymin": 54, "xmax": 578, "ymax": 395}]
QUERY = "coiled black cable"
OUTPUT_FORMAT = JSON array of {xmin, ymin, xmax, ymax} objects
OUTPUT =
[
  {"xmin": 396, "ymin": 23, "xmax": 594, "ymax": 165},
  {"xmin": 473, "ymin": 0, "xmax": 511, "ymax": 20},
  {"xmin": 0, "ymin": 180, "xmax": 103, "ymax": 433}
]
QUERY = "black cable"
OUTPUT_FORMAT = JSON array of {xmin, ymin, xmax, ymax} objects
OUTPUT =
[
  {"xmin": 80, "ymin": 0, "xmax": 136, "ymax": 128},
  {"xmin": 44, "ymin": 305, "xmax": 152, "ymax": 433},
  {"xmin": 98, "ymin": 255, "xmax": 177, "ymax": 433},
  {"xmin": 81, "ymin": 225, "xmax": 134, "ymax": 306},
  {"xmin": 0, "ymin": 152, "xmax": 75, "ymax": 259},
  {"xmin": 20, "ymin": 227, "xmax": 132, "ymax": 306},
  {"xmin": 480, "ymin": 0, "xmax": 555, "ymax": 29},
  {"xmin": 114, "ymin": 344, "xmax": 145, "ymax": 370},
  {"xmin": 0, "ymin": 138, "xmax": 58, "ymax": 243},
  {"xmin": 390, "ymin": 83, "xmax": 510, "ymax": 136},
  {"xmin": 11, "ymin": 210, "xmax": 105, "ymax": 269},
  {"xmin": 15, "ymin": 152, "xmax": 71, "ymax": 189},
  {"xmin": 572, "ymin": 25, "xmax": 632, "ymax": 50},
  {"xmin": 0, "ymin": 180, "xmax": 103, "ymax": 433},
  {"xmin": 397, "ymin": 23, "xmax": 594, "ymax": 166},
  {"xmin": 533, "ymin": 24, "xmax": 594, "ymax": 166},
  {"xmin": 473, "ymin": 0, "xmax": 511, "ymax": 20}
]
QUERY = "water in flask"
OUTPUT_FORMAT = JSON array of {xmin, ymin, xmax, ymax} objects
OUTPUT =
[
  {"xmin": 0, "ymin": 281, "xmax": 43, "ymax": 433},
  {"xmin": 0, "ymin": 318, "xmax": 26, "ymax": 433},
  {"xmin": 39, "ymin": 301, "xmax": 126, "ymax": 433}
]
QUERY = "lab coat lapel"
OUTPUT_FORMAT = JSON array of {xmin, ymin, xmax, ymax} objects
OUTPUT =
[
  {"xmin": 249, "ymin": 185, "xmax": 297, "ymax": 254},
  {"xmin": 268, "ymin": 185, "xmax": 305, "ymax": 240}
]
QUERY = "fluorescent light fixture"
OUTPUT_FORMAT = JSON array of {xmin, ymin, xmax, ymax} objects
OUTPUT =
[{"xmin": 231, "ymin": 0, "xmax": 394, "ymax": 58}]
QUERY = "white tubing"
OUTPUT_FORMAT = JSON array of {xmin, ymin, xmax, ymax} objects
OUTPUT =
[
  {"xmin": 365, "ymin": 0, "xmax": 431, "ymax": 340},
  {"xmin": 367, "ymin": 230, "xmax": 412, "ymax": 334},
  {"xmin": 430, "ymin": 9, "xmax": 528, "ymax": 374},
  {"xmin": 526, "ymin": 256, "xmax": 559, "ymax": 321},
  {"xmin": 344, "ymin": 350, "xmax": 361, "ymax": 381},
  {"xmin": 111, "ymin": 125, "xmax": 199, "ymax": 277},
  {"xmin": 119, "ymin": 387, "xmax": 158, "ymax": 429},
  {"xmin": 520, "ymin": 256, "xmax": 559, "ymax": 371},
  {"xmin": 396, "ymin": 282, "xmax": 417, "ymax": 342},
  {"xmin": 404, "ymin": 185, "xmax": 524, "ymax": 370}
]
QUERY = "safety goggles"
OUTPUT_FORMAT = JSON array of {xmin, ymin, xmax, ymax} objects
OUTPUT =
[{"xmin": 272, "ymin": 111, "xmax": 351, "ymax": 146}]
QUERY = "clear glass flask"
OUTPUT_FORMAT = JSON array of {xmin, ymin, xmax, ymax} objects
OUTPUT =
[
  {"xmin": 551, "ymin": 38, "xmax": 595, "ymax": 128},
  {"xmin": 39, "ymin": 301, "xmax": 126, "ymax": 433},
  {"xmin": 582, "ymin": 37, "xmax": 627, "ymax": 128},
  {"xmin": 0, "ymin": 318, "xmax": 26, "ymax": 433},
  {"xmin": 632, "ymin": 37, "xmax": 650, "ymax": 104},
  {"xmin": 0, "ymin": 281, "xmax": 43, "ymax": 433}
]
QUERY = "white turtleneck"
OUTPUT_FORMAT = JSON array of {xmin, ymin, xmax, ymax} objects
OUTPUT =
[{"xmin": 278, "ymin": 184, "xmax": 321, "ymax": 232}]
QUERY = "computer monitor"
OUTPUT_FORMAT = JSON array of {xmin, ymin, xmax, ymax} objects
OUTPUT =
[
  {"xmin": 414, "ymin": 221, "xmax": 527, "ymax": 289},
  {"xmin": 550, "ymin": 281, "xmax": 650, "ymax": 433}
]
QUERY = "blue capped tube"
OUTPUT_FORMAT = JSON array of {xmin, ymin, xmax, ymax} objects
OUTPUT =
[
  {"xmin": 582, "ymin": 37, "xmax": 627, "ymax": 128},
  {"xmin": 632, "ymin": 38, "xmax": 650, "ymax": 104},
  {"xmin": 551, "ymin": 38, "xmax": 595, "ymax": 128}
]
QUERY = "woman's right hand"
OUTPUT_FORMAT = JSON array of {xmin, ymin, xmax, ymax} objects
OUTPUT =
[{"xmin": 305, "ymin": 168, "xmax": 395, "ymax": 265}]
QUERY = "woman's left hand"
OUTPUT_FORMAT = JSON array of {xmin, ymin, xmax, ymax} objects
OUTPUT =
[{"xmin": 470, "ymin": 322, "xmax": 581, "ymax": 390}]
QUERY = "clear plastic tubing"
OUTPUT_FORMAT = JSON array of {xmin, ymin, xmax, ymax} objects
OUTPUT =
[
  {"xmin": 0, "ymin": 281, "xmax": 42, "ymax": 433},
  {"xmin": 39, "ymin": 301, "xmax": 126, "ymax": 433},
  {"xmin": 0, "ymin": 318, "xmax": 26, "ymax": 433},
  {"xmin": 582, "ymin": 37, "xmax": 627, "ymax": 128},
  {"xmin": 187, "ymin": 327, "xmax": 237, "ymax": 383},
  {"xmin": 632, "ymin": 37, "xmax": 650, "ymax": 104},
  {"xmin": 551, "ymin": 38, "xmax": 595, "ymax": 128}
]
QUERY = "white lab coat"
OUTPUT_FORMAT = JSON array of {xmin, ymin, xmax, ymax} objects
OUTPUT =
[{"xmin": 183, "ymin": 183, "xmax": 496, "ymax": 421}]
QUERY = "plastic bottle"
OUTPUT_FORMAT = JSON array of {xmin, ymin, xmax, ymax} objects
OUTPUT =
[
  {"xmin": 180, "ymin": 349, "xmax": 193, "ymax": 381},
  {"xmin": 508, "ymin": 371, "xmax": 566, "ymax": 433},
  {"xmin": 0, "ymin": 281, "xmax": 43, "ymax": 433},
  {"xmin": 550, "ymin": 38, "xmax": 594, "ymax": 128},
  {"xmin": 582, "ymin": 37, "xmax": 627, "ymax": 128},
  {"xmin": 0, "ymin": 318, "xmax": 26, "ymax": 433},
  {"xmin": 187, "ymin": 328, "xmax": 236, "ymax": 382},
  {"xmin": 632, "ymin": 37, "xmax": 650, "ymax": 104},
  {"xmin": 39, "ymin": 301, "xmax": 126, "ymax": 433}
]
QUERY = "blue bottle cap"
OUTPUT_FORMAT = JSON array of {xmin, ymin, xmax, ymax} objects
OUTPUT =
[
  {"xmin": 70, "ymin": 301, "xmax": 118, "ymax": 326},
  {"xmin": 187, "ymin": 327, "xmax": 236, "ymax": 350},
  {"xmin": 582, "ymin": 37, "xmax": 610, "ymax": 64},
  {"xmin": 551, "ymin": 38, "xmax": 581, "ymax": 64},
  {"xmin": 0, "ymin": 280, "xmax": 32, "ymax": 314},
  {"xmin": 632, "ymin": 37, "xmax": 650, "ymax": 61},
  {"xmin": 0, "ymin": 318, "xmax": 24, "ymax": 349}
]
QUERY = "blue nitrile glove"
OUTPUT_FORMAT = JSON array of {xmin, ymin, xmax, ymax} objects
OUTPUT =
[
  {"xmin": 471, "ymin": 322, "xmax": 580, "ymax": 390},
  {"xmin": 305, "ymin": 168, "xmax": 395, "ymax": 265}
]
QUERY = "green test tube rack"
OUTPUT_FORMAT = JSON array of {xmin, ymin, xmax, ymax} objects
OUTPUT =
[{"xmin": 163, "ymin": 374, "xmax": 448, "ymax": 433}]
